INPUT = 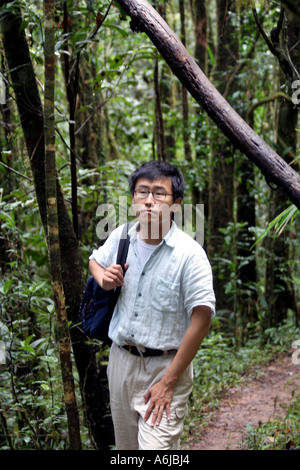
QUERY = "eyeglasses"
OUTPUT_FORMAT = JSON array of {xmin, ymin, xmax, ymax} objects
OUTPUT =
[{"xmin": 134, "ymin": 190, "xmax": 173, "ymax": 201}]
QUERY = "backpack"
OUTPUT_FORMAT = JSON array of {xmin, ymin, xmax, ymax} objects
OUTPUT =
[{"xmin": 80, "ymin": 223, "xmax": 131, "ymax": 345}]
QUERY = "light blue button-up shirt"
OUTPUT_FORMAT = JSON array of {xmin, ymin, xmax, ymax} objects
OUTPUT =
[{"xmin": 89, "ymin": 221, "xmax": 215, "ymax": 350}]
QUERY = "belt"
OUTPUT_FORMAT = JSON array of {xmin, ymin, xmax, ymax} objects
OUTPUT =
[{"xmin": 121, "ymin": 345, "xmax": 177, "ymax": 357}]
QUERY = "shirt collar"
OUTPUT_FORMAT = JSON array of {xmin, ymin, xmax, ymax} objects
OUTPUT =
[
  {"xmin": 127, "ymin": 220, "xmax": 177, "ymax": 247},
  {"xmin": 163, "ymin": 220, "xmax": 177, "ymax": 247}
]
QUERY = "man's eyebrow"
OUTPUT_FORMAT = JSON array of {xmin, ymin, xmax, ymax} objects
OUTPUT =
[{"xmin": 136, "ymin": 184, "xmax": 168, "ymax": 191}]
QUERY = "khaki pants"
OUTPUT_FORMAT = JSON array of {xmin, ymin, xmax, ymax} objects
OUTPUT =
[{"xmin": 107, "ymin": 342, "xmax": 193, "ymax": 450}]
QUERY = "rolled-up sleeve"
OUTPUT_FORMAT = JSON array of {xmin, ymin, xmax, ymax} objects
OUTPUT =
[
  {"xmin": 89, "ymin": 227, "xmax": 121, "ymax": 268},
  {"xmin": 181, "ymin": 248, "xmax": 216, "ymax": 318}
]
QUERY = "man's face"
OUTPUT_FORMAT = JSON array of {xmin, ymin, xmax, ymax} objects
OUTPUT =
[{"xmin": 132, "ymin": 177, "xmax": 182, "ymax": 235}]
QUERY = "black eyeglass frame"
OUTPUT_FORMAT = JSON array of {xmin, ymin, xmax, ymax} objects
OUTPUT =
[{"xmin": 133, "ymin": 190, "xmax": 174, "ymax": 201}]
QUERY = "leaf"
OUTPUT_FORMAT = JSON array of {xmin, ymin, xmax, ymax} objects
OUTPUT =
[
  {"xmin": 251, "ymin": 204, "xmax": 299, "ymax": 249},
  {"xmin": 0, "ymin": 320, "xmax": 9, "ymax": 335},
  {"xmin": 19, "ymin": 338, "xmax": 36, "ymax": 355},
  {"xmin": 103, "ymin": 22, "xmax": 129, "ymax": 36},
  {"xmin": 39, "ymin": 355, "xmax": 59, "ymax": 364},
  {"xmin": 31, "ymin": 338, "xmax": 47, "ymax": 349},
  {"xmin": 207, "ymin": 45, "xmax": 215, "ymax": 66},
  {"xmin": 3, "ymin": 279, "xmax": 12, "ymax": 294}
]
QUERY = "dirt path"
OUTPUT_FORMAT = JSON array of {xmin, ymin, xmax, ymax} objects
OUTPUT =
[{"xmin": 187, "ymin": 351, "xmax": 300, "ymax": 450}]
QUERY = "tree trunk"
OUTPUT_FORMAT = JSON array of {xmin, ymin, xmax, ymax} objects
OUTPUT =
[
  {"xmin": 44, "ymin": 0, "xmax": 81, "ymax": 449},
  {"xmin": 179, "ymin": 0, "xmax": 192, "ymax": 162},
  {"xmin": 62, "ymin": 1, "xmax": 79, "ymax": 239},
  {"xmin": 265, "ymin": 8, "xmax": 299, "ymax": 327},
  {"xmin": 0, "ymin": 3, "xmax": 114, "ymax": 449},
  {"xmin": 154, "ymin": 52, "xmax": 166, "ymax": 161},
  {"xmin": 117, "ymin": 0, "xmax": 300, "ymax": 209},
  {"xmin": 235, "ymin": 11, "xmax": 259, "ymax": 330},
  {"xmin": 206, "ymin": 0, "xmax": 238, "ymax": 312},
  {"xmin": 77, "ymin": 63, "xmax": 102, "ymax": 169},
  {"xmin": 194, "ymin": 0, "xmax": 208, "ymax": 74},
  {"xmin": 236, "ymin": 154, "xmax": 257, "ymax": 328},
  {"xmin": 160, "ymin": 63, "xmax": 177, "ymax": 161},
  {"xmin": 0, "ymin": 60, "xmax": 14, "ymax": 273},
  {"xmin": 192, "ymin": 0, "xmax": 208, "ymax": 216}
]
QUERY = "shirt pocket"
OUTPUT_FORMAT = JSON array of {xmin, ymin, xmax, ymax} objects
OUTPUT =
[{"xmin": 151, "ymin": 276, "xmax": 180, "ymax": 312}]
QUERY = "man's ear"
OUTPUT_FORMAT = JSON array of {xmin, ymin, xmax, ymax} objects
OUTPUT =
[{"xmin": 173, "ymin": 198, "xmax": 182, "ymax": 211}]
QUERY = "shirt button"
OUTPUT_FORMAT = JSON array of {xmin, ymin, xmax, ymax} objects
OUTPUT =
[
  {"xmin": 138, "ymin": 293, "xmax": 142, "ymax": 296},
  {"xmin": 135, "ymin": 313, "xmax": 138, "ymax": 317},
  {"xmin": 131, "ymin": 334, "xmax": 134, "ymax": 337},
  {"xmin": 141, "ymin": 272, "xmax": 145, "ymax": 275}
]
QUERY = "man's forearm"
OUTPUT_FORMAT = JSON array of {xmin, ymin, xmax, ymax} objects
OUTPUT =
[
  {"xmin": 89, "ymin": 259, "xmax": 105, "ymax": 287},
  {"xmin": 161, "ymin": 305, "xmax": 211, "ymax": 388}
]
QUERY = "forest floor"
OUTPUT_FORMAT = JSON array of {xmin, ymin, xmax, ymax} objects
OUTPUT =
[{"xmin": 185, "ymin": 350, "xmax": 300, "ymax": 450}]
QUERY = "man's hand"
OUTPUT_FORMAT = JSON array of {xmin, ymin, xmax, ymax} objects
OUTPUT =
[
  {"xmin": 89, "ymin": 259, "xmax": 128, "ymax": 290},
  {"xmin": 143, "ymin": 379, "xmax": 174, "ymax": 427},
  {"xmin": 101, "ymin": 263, "xmax": 129, "ymax": 290}
]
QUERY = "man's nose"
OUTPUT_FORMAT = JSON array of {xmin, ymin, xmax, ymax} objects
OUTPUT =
[{"xmin": 145, "ymin": 192, "xmax": 155, "ymax": 203}]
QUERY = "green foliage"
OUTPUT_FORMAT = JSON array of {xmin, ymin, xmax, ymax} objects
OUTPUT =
[
  {"xmin": 0, "ymin": 190, "xmax": 72, "ymax": 449},
  {"xmin": 241, "ymin": 391, "xmax": 300, "ymax": 450},
  {"xmin": 252, "ymin": 204, "xmax": 299, "ymax": 249}
]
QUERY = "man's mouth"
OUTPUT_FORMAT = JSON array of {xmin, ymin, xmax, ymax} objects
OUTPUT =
[{"xmin": 142, "ymin": 209, "xmax": 154, "ymax": 214}]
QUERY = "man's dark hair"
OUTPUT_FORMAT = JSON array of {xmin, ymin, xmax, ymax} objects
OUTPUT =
[{"xmin": 129, "ymin": 161, "xmax": 184, "ymax": 201}]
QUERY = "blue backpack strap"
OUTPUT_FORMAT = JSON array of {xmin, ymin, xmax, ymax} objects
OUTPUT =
[
  {"xmin": 114, "ymin": 222, "xmax": 131, "ymax": 298},
  {"xmin": 116, "ymin": 222, "xmax": 131, "ymax": 272}
]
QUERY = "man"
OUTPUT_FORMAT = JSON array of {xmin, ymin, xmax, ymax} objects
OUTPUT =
[{"xmin": 89, "ymin": 161, "xmax": 215, "ymax": 450}]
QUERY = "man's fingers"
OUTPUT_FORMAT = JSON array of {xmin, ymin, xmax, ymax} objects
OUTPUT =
[
  {"xmin": 143, "ymin": 382, "xmax": 173, "ymax": 427},
  {"xmin": 144, "ymin": 390, "xmax": 150, "ymax": 404},
  {"xmin": 109, "ymin": 264, "xmax": 124, "ymax": 278},
  {"xmin": 144, "ymin": 400, "xmax": 169, "ymax": 427},
  {"xmin": 151, "ymin": 406, "xmax": 164, "ymax": 427},
  {"xmin": 104, "ymin": 270, "xmax": 122, "ymax": 285},
  {"xmin": 144, "ymin": 401, "xmax": 154, "ymax": 423},
  {"xmin": 104, "ymin": 264, "xmax": 124, "ymax": 287}
]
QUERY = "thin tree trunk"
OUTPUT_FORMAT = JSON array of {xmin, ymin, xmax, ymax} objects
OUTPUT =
[
  {"xmin": 160, "ymin": 64, "xmax": 177, "ymax": 161},
  {"xmin": 235, "ymin": 11, "xmax": 258, "ymax": 330},
  {"xmin": 154, "ymin": 53, "xmax": 166, "ymax": 161},
  {"xmin": 62, "ymin": 1, "xmax": 79, "ymax": 238},
  {"xmin": 207, "ymin": 0, "xmax": 237, "ymax": 311},
  {"xmin": 44, "ymin": 0, "xmax": 81, "ymax": 450},
  {"xmin": 179, "ymin": 0, "xmax": 192, "ymax": 162},
  {"xmin": 0, "ymin": 59, "xmax": 14, "ymax": 273},
  {"xmin": 153, "ymin": 3, "xmax": 176, "ymax": 162},
  {"xmin": 265, "ymin": 8, "xmax": 299, "ymax": 327},
  {"xmin": 117, "ymin": 0, "xmax": 300, "ymax": 209},
  {"xmin": 194, "ymin": 0, "xmax": 208, "ymax": 74},
  {"xmin": 192, "ymin": 0, "xmax": 208, "ymax": 214},
  {"xmin": 236, "ymin": 154, "xmax": 257, "ymax": 329}
]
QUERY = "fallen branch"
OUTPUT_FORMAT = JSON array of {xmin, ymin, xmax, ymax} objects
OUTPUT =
[{"xmin": 116, "ymin": 0, "xmax": 300, "ymax": 209}]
